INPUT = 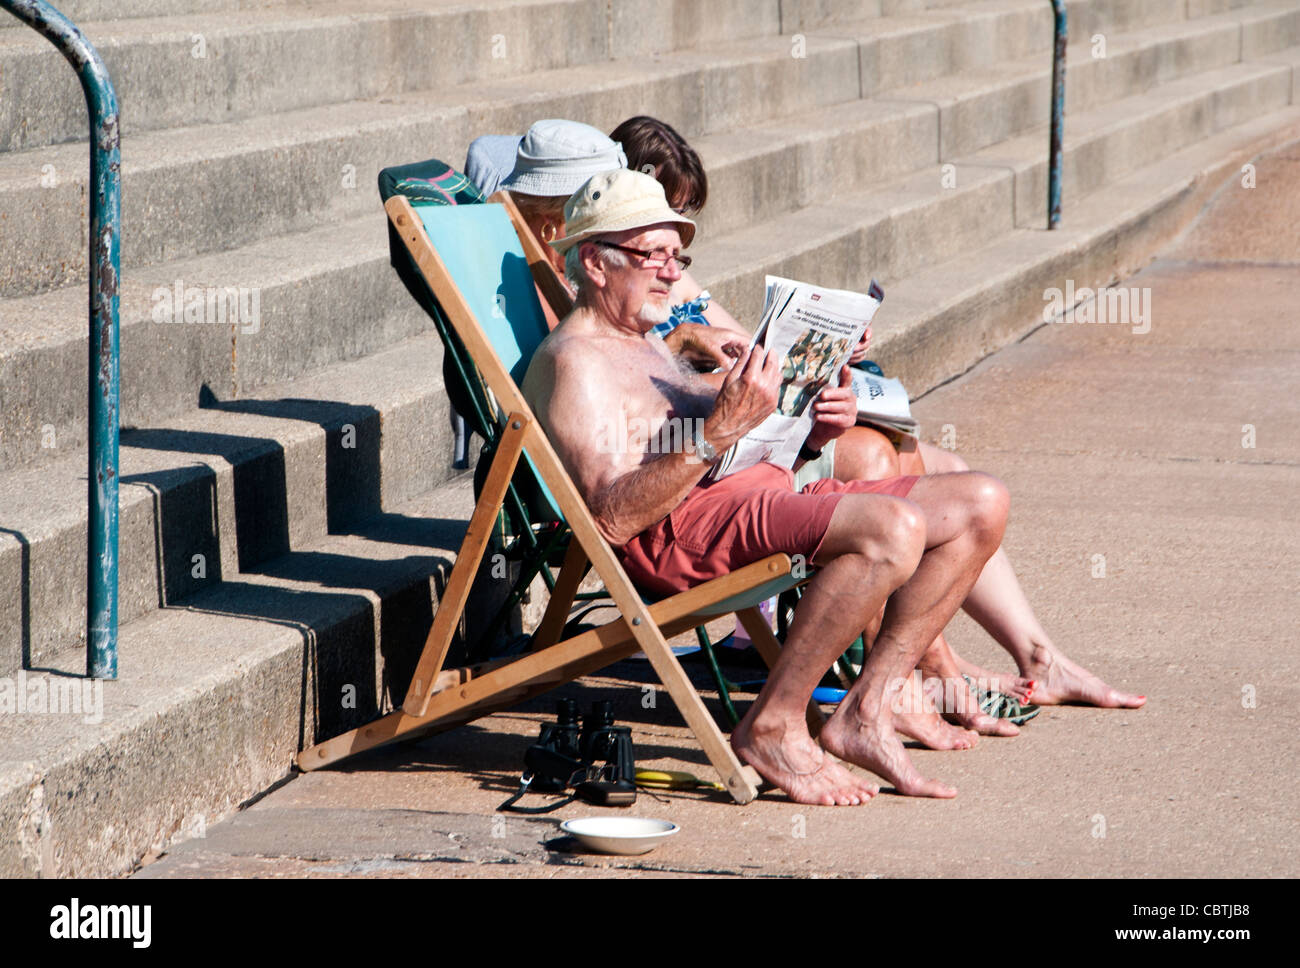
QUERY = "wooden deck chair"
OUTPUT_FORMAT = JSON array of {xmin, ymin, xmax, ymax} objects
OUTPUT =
[
  {"xmin": 297, "ymin": 195, "xmax": 819, "ymax": 803},
  {"xmin": 491, "ymin": 189, "xmax": 781, "ymax": 726},
  {"xmin": 377, "ymin": 160, "xmax": 573, "ymax": 664}
]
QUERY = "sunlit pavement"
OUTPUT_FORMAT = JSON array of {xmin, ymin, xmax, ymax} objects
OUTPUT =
[{"xmin": 136, "ymin": 141, "xmax": 1300, "ymax": 879}]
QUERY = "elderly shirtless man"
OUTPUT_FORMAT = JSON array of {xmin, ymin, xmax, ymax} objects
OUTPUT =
[{"xmin": 523, "ymin": 171, "xmax": 1009, "ymax": 803}]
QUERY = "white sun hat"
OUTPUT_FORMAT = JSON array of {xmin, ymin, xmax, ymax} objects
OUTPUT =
[
  {"xmin": 550, "ymin": 169, "xmax": 696, "ymax": 253},
  {"xmin": 500, "ymin": 119, "xmax": 627, "ymax": 198}
]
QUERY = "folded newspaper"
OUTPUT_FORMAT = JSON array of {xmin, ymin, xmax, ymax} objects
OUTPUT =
[
  {"xmin": 849, "ymin": 367, "xmax": 918, "ymax": 441},
  {"xmin": 710, "ymin": 276, "xmax": 884, "ymax": 478}
]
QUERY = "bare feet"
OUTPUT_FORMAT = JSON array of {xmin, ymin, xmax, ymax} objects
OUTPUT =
[
  {"xmin": 891, "ymin": 672, "xmax": 980, "ymax": 749},
  {"xmin": 732, "ymin": 716, "xmax": 878, "ymax": 806},
  {"xmin": 953, "ymin": 654, "xmax": 1035, "ymax": 703},
  {"xmin": 821, "ymin": 705, "xmax": 958, "ymax": 798},
  {"xmin": 1020, "ymin": 644, "xmax": 1146, "ymax": 708},
  {"xmin": 942, "ymin": 681, "xmax": 1021, "ymax": 738}
]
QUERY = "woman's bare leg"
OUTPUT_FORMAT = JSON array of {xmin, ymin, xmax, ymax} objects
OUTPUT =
[
  {"xmin": 836, "ymin": 429, "xmax": 1027, "ymax": 730},
  {"xmin": 920, "ymin": 442, "xmax": 1146, "ymax": 708}
]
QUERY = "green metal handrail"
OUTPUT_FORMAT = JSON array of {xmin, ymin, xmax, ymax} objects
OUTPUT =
[
  {"xmin": 1049, "ymin": 0, "xmax": 1067, "ymax": 228},
  {"xmin": 2, "ymin": 0, "xmax": 122, "ymax": 678}
]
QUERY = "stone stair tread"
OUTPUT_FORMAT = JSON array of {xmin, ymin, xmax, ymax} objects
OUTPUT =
[
  {"xmin": 0, "ymin": 0, "xmax": 448, "ymax": 50},
  {"xmin": 690, "ymin": 48, "xmax": 1297, "ymax": 289},
  {"xmin": 0, "ymin": 324, "xmax": 457, "ymax": 678},
  {"xmin": 0, "ymin": 472, "xmax": 476, "ymax": 876},
  {"xmin": 882, "ymin": 9, "xmax": 1249, "ymax": 103},
  {"xmin": 0, "ymin": 0, "xmax": 298, "ymax": 31},
  {"xmin": 955, "ymin": 58, "xmax": 1296, "ymax": 172},
  {"xmin": 0, "ymin": 326, "xmax": 449, "ymax": 538},
  {"xmin": 0, "ymin": 211, "xmax": 388, "ymax": 356},
  {"xmin": 0, "ymin": 29, "xmax": 855, "ymax": 184},
  {"xmin": 873, "ymin": 102, "xmax": 1300, "ymax": 390}
]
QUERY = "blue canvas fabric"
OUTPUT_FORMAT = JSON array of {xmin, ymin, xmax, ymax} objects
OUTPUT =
[{"xmin": 412, "ymin": 203, "xmax": 564, "ymax": 522}]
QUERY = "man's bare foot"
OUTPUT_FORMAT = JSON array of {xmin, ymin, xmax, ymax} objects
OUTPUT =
[
  {"xmin": 821, "ymin": 709, "xmax": 958, "ymax": 798},
  {"xmin": 896, "ymin": 711, "xmax": 981, "ymax": 748},
  {"xmin": 732, "ymin": 717, "xmax": 878, "ymax": 805},
  {"xmin": 1020, "ymin": 645, "xmax": 1146, "ymax": 707},
  {"xmin": 892, "ymin": 672, "xmax": 979, "ymax": 749},
  {"xmin": 953, "ymin": 654, "xmax": 1035, "ymax": 703},
  {"xmin": 942, "ymin": 681, "xmax": 1020, "ymax": 738}
]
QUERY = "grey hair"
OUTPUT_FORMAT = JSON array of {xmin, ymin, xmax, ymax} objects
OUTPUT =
[{"xmin": 566, "ymin": 238, "xmax": 628, "ymax": 302}]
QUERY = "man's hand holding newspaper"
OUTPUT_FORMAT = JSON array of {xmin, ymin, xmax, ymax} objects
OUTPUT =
[{"xmin": 708, "ymin": 276, "xmax": 884, "ymax": 478}]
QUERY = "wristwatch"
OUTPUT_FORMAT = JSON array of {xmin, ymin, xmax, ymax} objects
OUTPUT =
[
  {"xmin": 798, "ymin": 442, "xmax": 824, "ymax": 463},
  {"xmin": 689, "ymin": 424, "xmax": 720, "ymax": 464}
]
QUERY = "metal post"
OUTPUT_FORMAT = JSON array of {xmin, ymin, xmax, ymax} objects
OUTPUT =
[
  {"xmin": 2, "ymin": 0, "xmax": 122, "ymax": 678},
  {"xmin": 1049, "ymin": 0, "xmax": 1067, "ymax": 229}
]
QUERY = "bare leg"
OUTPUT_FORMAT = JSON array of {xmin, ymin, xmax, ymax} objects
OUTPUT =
[
  {"xmin": 731, "ymin": 495, "xmax": 923, "ymax": 805},
  {"xmin": 920, "ymin": 442, "xmax": 1146, "ymax": 708},
  {"xmin": 963, "ymin": 546, "xmax": 1145, "ymax": 707},
  {"xmin": 890, "ymin": 667, "xmax": 980, "ymax": 749},
  {"xmin": 833, "ymin": 425, "xmax": 901, "ymax": 481},
  {"xmin": 817, "ymin": 472, "xmax": 1009, "ymax": 797},
  {"xmin": 836, "ymin": 430, "xmax": 1027, "ymax": 704},
  {"xmin": 950, "ymin": 650, "xmax": 1035, "ymax": 703},
  {"xmin": 917, "ymin": 634, "xmax": 1020, "ymax": 737}
]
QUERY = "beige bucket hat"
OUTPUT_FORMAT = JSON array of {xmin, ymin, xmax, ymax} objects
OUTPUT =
[{"xmin": 550, "ymin": 169, "xmax": 696, "ymax": 254}]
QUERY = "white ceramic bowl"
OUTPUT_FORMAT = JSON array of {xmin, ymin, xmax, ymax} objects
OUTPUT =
[{"xmin": 560, "ymin": 817, "xmax": 680, "ymax": 855}]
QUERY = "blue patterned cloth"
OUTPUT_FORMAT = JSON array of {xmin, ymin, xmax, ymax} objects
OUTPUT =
[{"xmin": 651, "ymin": 290, "xmax": 712, "ymax": 339}]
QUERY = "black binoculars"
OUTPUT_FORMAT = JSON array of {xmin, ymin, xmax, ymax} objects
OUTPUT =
[{"xmin": 523, "ymin": 699, "xmax": 637, "ymax": 806}]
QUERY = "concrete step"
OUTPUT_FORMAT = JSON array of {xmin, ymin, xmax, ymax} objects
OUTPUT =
[
  {"xmin": 692, "ymin": 48, "xmax": 1296, "ymax": 330},
  {"xmin": 5, "ymin": 1, "xmax": 1279, "ymax": 307},
  {"xmin": 697, "ymin": 161, "xmax": 1015, "ymax": 331},
  {"xmin": 4, "ymin": 1, "xmax": 1277, "ymax": 305},
  {"xmin": 7, "ymin": 101, "xmax": 1298, "ymax": 881},
  {"xmin": 1065, "ymin": 0, "xmax": 1192, "ymax": 35},
  {"xmin": 960, "ymin": 59, "xmax": 1298, "ymax": 227},
  {"xmin": 0, "ymin": 0, "xmax": 294, "ymax": 31},
  {"xmin": 817, "ymin": 0, "xmax": 1198, "ymax": 96},
  {"xmin": 0, "ymin": 328, "xmax": 461, "ymax": 678},
  {"xmin": 1188, "ymin": 0, "xmax": 1258, "ymax": 16},
  {"xmin": 682, "ymin": 98, "xmax": 941, "ymax": 241},
  {"xmin": 0, "ymin": 475, "xmax": 480, "ymax": 878},
  {"xmin": 1260, "ymin": 40, "xmax": 1300, "ymax": 100},
  {"xmin": 0, "ymin": 212, "xmax": 428, "ymax": 472},
  {"xmin": 830, "ymin": 1, "xmax": 1058, "ymax": 96},
  {"xmin": 0, "ymin": 31, "xmax": 861, "ymax": 301},
  {"xmin": 883, "ymin": 4, "xmax": 1293, "ymax": 159},
  {"xmin": 872, "ymin": 102, "xmax": 1300, "ymax": 395},
  {"xmin": 775, "ymin": 0, "xmax": 1050, "ymax": 32},
  {"xmin": 797, "ymin": 0, "xmax": 1195, "ymax": 46},
  {"xmin": 2, "ymin": 3, "xmax": 1274, "ymax": 310},
  {"xmin": 1239, "ymin": 0, "xmax": 1300, "ymax": 56},
  {"xmin": 0, "ymin": 95, "xmax": 923, "ymax": 475},
  {"xmin": 4, "ymin": 32, "xmax": 1295, "ymax": 473},
  {"xmin": 0, "ymin": 96, "xmax": 928, "ymax": 476},
  {"xmin": 0, "ymin": 0, "xmax": 780, "ymax": 154}
]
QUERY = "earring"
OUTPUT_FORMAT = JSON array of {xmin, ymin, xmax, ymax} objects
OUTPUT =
[{"xmin": 541, "ymin": 223, "xmax": 557, "ymax": 243}]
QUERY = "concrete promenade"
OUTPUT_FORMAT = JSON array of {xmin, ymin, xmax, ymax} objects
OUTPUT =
[{"xmin": 135, "ymin": 141, "xmax": 1300, "ymax": 880}]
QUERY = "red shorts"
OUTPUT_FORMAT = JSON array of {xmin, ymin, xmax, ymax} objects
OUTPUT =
[{"xmin": 618, "ymin": 462, "xmax": 919, "ymax": 599}]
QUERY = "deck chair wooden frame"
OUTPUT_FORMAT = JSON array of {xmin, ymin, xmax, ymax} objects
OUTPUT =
[{"xmin": 297, "ymin": 195, "xmax": 816, "ymax": 803}]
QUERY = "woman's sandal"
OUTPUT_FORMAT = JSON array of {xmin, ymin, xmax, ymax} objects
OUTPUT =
[{"xmin": 964, "ymin": 675, "xmax": 1041, "ymax": 725}]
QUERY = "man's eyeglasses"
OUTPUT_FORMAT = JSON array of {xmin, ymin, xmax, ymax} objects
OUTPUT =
[{"xmin": 591, "ymin": 241, "xmax": 692, "ymax": 272}]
